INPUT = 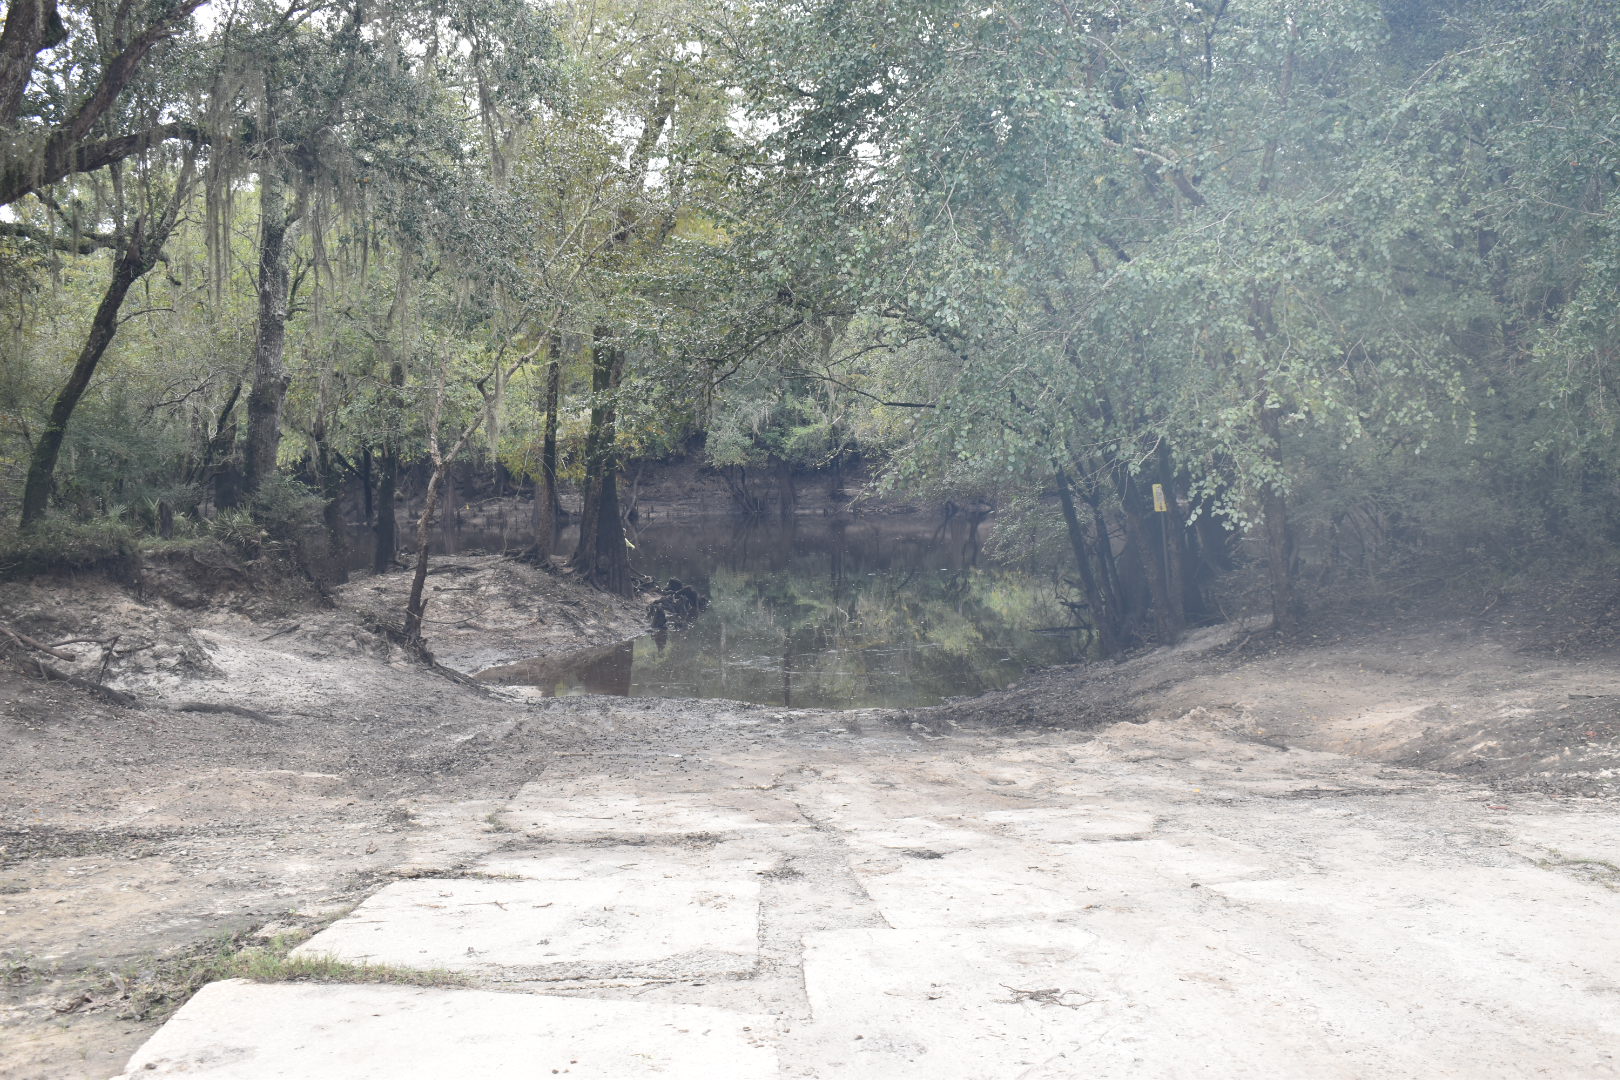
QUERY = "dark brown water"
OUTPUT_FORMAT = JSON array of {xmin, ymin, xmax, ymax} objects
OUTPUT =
[{"xmin": 474, "ymin": 517, "xmax": 1081, "ymax": 710}]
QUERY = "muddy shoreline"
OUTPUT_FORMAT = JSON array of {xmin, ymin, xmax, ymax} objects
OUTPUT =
[{"xmin": 2, "ymin": 551, "xmax": 1617, "ymax": 1077}]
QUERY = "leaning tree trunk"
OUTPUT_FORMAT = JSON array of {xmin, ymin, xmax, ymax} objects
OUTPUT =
[
  {"xmin": 401, "ymin": 465, "xmax": 446, "ymax": 647},
  {"xmin": 403, "ymin": 383, "xmax": 474, "ymax": 646},
  {"xmin": 401, "ymin": 344, "xmax": 535, "ymax": 643},
  {"xmin": 243, "ymin": 167, "xmax": 296, "ymax": 500},
  {"xmin": 0, "ymin": 0, "xmax": 66, "ymax": 129},
  {"xmin": 569, "ymin": 331, "xmax": 631, "ymax": 595},
  {"xmin": 534, "ymin": 335, "xmax": 562, "ymax": 560},
  {"xmin": 20, "ymin": 214, "xmax": 173, "ymax": 527}
]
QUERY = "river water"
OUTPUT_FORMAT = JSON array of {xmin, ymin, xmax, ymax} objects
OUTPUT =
[{"xmin": 472, "ymin": 516, "xmax": 1082, "ymax": 709}]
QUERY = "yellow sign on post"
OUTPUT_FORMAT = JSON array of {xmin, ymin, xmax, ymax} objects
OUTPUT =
[{"xmin": 1152, "ymin": 483, "xmax": 1167, "ymax": 513}]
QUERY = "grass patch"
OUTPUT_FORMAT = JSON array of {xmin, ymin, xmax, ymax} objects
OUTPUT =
[
  {"xmin": 205, "ymin": 937, "xmax": 466, "ymax": 986},
  {"xmin": 2, "ymin": 954, "xmax": 55, "ymax": 988},
  {"xmin": 1536, "ymin": 855, "xmax": 1620, "ymax": 891},
  {"xmin": 112, "ymin": 919, "xmax": 466, "ymax": 1022}
]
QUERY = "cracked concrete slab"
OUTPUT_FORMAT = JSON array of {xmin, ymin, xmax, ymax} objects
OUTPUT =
[
  {"xmin": 103, "ymin": 710, "xmax": 1620, "ymax": 1080},
  {"xmin": 111, "ymin": 980, "xmax": 778, "ymax": 1079},
  {"xmin": 386, "ymin": 798, "xmax": 509, "ymax": 876},
  {"xmin": 473, "ymin": 841, "xmax": 776, "ymax": 883},
  {"xmin": 844, "ymin": 841, "xmax": 1086, "ymax": 928},
  {"xmin": 842, "ymin": 815, "xmax": 990, "ymax": 854},
  {"xmin": 982, "ymin": 805, "xmax": 1158, "ymax": 843},
  {"xmin": 497, "ymin": 779, "xmax": 808, "ymax": 839},
  {"xmin": 792, "ymin": 925, "xmax": 1109, "ymax": 1079},
  {"xmin": 839, "ymin": 815, "xmax": 1268, "ymax": 929},
  {"xmin": 792, "ymin": 908, "xmax": 1620, "ymax": 1080},
  {"xmin": 293, "ymin": 875, "xmax": 761, "ymax": 980}
]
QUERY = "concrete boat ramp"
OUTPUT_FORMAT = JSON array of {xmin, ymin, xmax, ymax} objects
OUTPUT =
[{"xmin": 112, "ymin": 713, "xmax": 1620, "ymax": 1078}]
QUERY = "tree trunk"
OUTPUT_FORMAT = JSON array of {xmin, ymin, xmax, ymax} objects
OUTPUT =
[
  {"xmin": 403, "ymin": 370, "xmax": 488, "ymax": 646},
  {"xmin": 1056, "ymin": 470, "xmax": 1118, "ymax": 657},
  {"xmin": 20, "ymin": 216, "xmax": 169, "ymax": 527},
  {"xmin": 569, "ymin": 330, "xmax": 631, "ymax": 595},
  {"xmin": 373, "ymin": 250, "xmax": 412, "ymax": 572},
  {"xmin": 311, "ymin": 422, "xmax": 346, "ymax": 552},
  {"xmin": 1083, "ymin": 489, "xmax": 1132, "ymax": 645},
  {"xmin": 571, "ymin": 354, "xmax": 601, "ymax": 572},
  {"xmin": 0, "ymin": 0, "xmax": 65, "ymax": 127},
  {"xmin": 243, "ymin": 168, "xmax": 296, "ymax": 500},
  {"xmin": 373, "ymin": 352, "xmax": 405, "ymax": 574},
  {"xmin": 1258, "ymin": 406, "xmax": 1299, "ymax": 635},
  {"xmin": 360, "ymin": 446, "xmax": 374, "ymax": 526},
  {"xmin": 778, "ymin": 458, "xmax": 796, "ymax": 521},
  {"xmin": 374, "ymin": 444, "xmax": 398, "ymax": 573},
  {"xmin": 1153, "ymin": 443, "xmax": 1191, "ymax": 636},
  {"xmin": 402, "ymin": 465, "xmax": 446, "ymax": 646},
  {"xmin": 534, "ymin": 336, "xmax": 562, "ymax": 560},
  {"xmin": 1112, "ymin": 466, "xmax": 1184, "ymax": 646},
  {"xmin": 191, "ymin": 379, "xmax": 241, "ymax": 507},
  {"xmin": 1261, "ymin": 484, "xmax": 1298, "ymax": 634}
]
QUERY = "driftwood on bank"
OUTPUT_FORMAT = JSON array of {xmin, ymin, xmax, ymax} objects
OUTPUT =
[
  {"xmin": 0, "ymin": 623, "xmax": 141, "ymax": 707},
  {"xmin": 13, "ymin": 656, "xmax": 141, "ymax": 708},
  {"xmin": 0, "ymin": 624, "xmax": 78, "ymax": 661}
]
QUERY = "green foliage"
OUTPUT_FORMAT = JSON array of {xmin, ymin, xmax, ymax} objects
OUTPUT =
[
  {"xmin": 2, "ymin": 0, "xmax": 1617, "ymax": 614},
  {"xmin": 248, "ymin": 475, "xmax": 334, "ymax": 563},
  {"xmin": 707, "ymin": 0, "xmax": 1620, "ymax": 612}
]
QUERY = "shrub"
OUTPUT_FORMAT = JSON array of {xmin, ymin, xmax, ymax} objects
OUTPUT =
[{"xmin": 0, "ymin": 517, "xmax": 140, "ymax": 582}]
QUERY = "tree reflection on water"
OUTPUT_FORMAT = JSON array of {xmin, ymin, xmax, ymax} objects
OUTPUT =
[{"xmin": 481, "ymin": 518, "xmax": 1083, "ymax": 709}]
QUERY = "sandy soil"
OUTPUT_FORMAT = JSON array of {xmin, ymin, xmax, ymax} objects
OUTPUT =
[
  {"xmin": 925, "ymin": 613, "xmax": 1620, "ymax": 796},
  {"xmin": 0, "ymin": 551, "xmax": 649, "ymax": 1076},
  {"xmin": 1, "ymin": 553, "xmax": 1616, "ymax": 1077}
]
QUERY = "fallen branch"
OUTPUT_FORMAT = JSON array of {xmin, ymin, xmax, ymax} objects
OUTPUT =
[
  {"xmin": 48, "ymin": 636, "xmax": 114, "ymax": 649},
  {"xmin": 17, "ymin": 658, "xmax": 141, "ymax": 708},
  {"xmin": 97, "ymin": 634, "xmax": 119, "ymax": 685},
  {"xmin": 0, "ymin": 625, "xmax": 79, "ymax": 661}
]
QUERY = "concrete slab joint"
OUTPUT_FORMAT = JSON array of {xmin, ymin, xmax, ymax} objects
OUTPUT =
[
  {"xmin": 111, "ymin": 981, "xmax": 779, "ymax": 1079},
  {"xmin": 292, "ymin": 874, "xmax": 763, "ymax": 981}
]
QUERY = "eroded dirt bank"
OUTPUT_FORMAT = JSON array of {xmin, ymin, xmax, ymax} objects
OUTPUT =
[
  {"xmin": 2, "ymin": 555, "xmax": 1617, "ymax": 1077},
  {"xmin": 0, "ymin": 553, "xmax": 650, "ymax": 1076}
]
